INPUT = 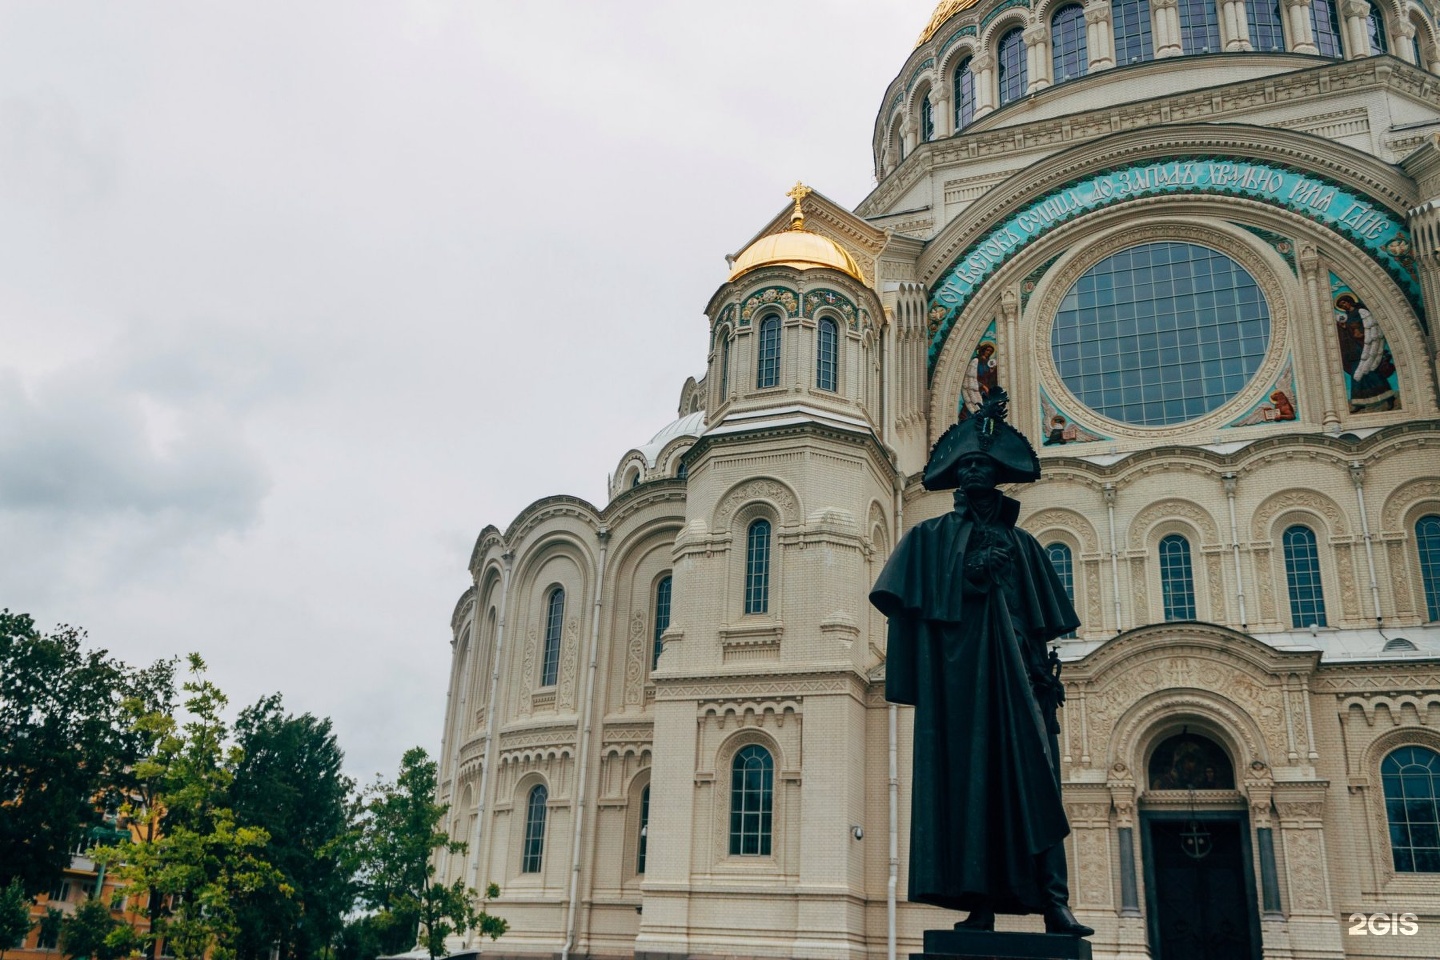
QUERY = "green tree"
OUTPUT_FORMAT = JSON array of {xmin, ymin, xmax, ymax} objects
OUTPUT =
[
  {"xmin": 59, "ymin": 898, "xmax": 121, "ymax": 960},
  {"xmin": 35, "ymin": 908, "xmax": 63, "ymax": 959},
  {"xmin": 228, "ymin": 695, "xmax": 356, "ymax": 960},
  {"xmin": 0, "ymin": 880, "xmax": 32, "ymax": 960},
  {"xmin": 0, "ymin": 611, "xmax": 169, "ymax": 897},
  {"xmin": 93, "ymin": 655, "xmax": 289, "ymax": 960},
  {"xmin": 356, "ymin": 748, "xmax": 505, "ymax": 960}
]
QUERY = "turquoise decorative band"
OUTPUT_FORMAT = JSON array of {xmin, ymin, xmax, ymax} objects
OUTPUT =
[{"xmin": 926, "ymin": 157, "xmax": 1423, "ymax": 377}]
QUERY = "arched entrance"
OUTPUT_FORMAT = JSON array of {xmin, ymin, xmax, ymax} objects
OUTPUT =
[{"xmin": 1139, "ymin": 730, "xmax": 1261, "ymax": 960}]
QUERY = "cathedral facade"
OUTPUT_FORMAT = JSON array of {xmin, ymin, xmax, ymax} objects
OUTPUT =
[{"xmin": 439, "ymin": 2, "xmax": 1440, "ymax": 958}]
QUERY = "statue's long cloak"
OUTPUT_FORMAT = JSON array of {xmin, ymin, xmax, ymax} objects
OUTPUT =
[{"xmin": 870, "ymin": 493, "xmax": 1080, "ymax": 914}]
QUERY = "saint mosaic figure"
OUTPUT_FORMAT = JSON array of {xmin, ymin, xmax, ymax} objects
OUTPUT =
[{"xmin": 870, "ymin": 388, "xmax": 1092, "ymax": 937}]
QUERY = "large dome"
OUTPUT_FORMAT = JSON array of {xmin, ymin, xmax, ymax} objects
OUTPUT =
[
  {"xmin": 728, "ymin": 226, "xmax": 864, "ymax": 283},
  {"xmin": 915, "ymin": 0, "xmax": 983, "ymax": 47}
]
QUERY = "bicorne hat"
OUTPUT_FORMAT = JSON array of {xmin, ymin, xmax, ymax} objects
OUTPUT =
[{"xmin": 922, "ymin": 386, "xmax": 1042, "ymax": 490}]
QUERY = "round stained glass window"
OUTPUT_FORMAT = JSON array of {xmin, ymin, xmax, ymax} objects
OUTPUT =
[{"xmin": 1051, "ymin": 242, "xmax": 1271, "ymax": 426}]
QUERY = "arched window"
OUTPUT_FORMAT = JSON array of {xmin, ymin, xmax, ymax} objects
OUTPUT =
[
  {"xmin": 757, "ymin": 316, "xmax": 781, "ymax": 389},
  {"xmin": 1365, "ymin": 0, "xmax": 1388, "ymax": 53},
  {"xmin": 920, "ymin": 93, "xmax": 935, "ymax": 142},
  {"xmin": 630, "ymin": 472, "xmax": 641, "ymax": 489},
  {"xmin": 652, "ymin": 575, "xmax": 672, "ymax": 669},
  {"xmin": 719, "ymin": 332, "xmax": 731, "ymax": 399},
  {"xmin": 816, "ymin": 318, "xmax": 838, "ymax": 392},
  {"xmin": 1283, "ymin": 525, "xmax": 1328, "ymax": 628},
  {"xmin": 1179, "ymin": 0, "xmax": 1222, "ymax": 52},
  {"xmin": 1114, "ymin": 0, "xmax": 1156, "ymax": 64},
  {"xmin": 1051, "ymin": 5, "xmax": 1089, "ymax": 82},
  {"xmin": 954, "ymin": 57, "xmax": 976, "ymax": 130},
  {"xmin": 1046, "ymin": 542, "xmax": 1078, "ymax": 638},
  {"xmin": 1159, "ymin": 534, "xmax": 1197, "ymax": 621},
  {"xmin": 729, "ymin": 745, "xmax": 774, "ymax": 856},
  {"xmin": 1250, "ymin": 0, "xmax": 1286, "ymax": 51},
  {"xmin": 745, "ymin": 519, "xmax": 772, "ymax": 615},
  {"xmin": 637, "ymin": 784, "xmax": 650, "ymax": 874},
  {"xmin": 1381, "ymin": 746, "xmax": 1440, "ymax": 872},
  {"xmin": 522, "ymin": 784, "xmax": 548, "ymax": 873},
  {"xmin": 998, "ymin": 28, "xmax": 1028, "ymax": 105},
  {"xmin": 541, "ymin": 587, "xmax": 564, "ymax": 687},
  {"xmin": 1416, "ymin": 515, "xmax": 1440, "ymax": 621},
  {"xmin": 677, "ymin": 460, "xmax": 688, "ymax": 481},
  {"xmin": 1311, "ymin": 0, "xmax": 1344, "ymax": 56}
]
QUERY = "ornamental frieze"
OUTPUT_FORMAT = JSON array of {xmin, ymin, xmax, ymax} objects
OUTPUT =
[{"xmin": 926, "ymin": 157, "xmax": 1422, "ymax": 376}]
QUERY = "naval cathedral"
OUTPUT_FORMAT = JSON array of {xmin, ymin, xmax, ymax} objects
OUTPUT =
[{"xmin": 438, "ymin": 1, "xmax": 1440, "ymax": 957}]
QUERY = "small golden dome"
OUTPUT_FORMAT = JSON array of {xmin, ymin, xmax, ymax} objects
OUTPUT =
[
  {"xmin": 915, "ymin": 0, "xmax": 984, "ymax": 47},
  {"xmin": 728, "ymin": 182, "xmax": 865, "ymax": 283}
]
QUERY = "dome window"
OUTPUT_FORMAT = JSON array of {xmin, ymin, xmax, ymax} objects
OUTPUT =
[
  {"xmin": 1051, "ymin": 5, "xmax": 1088, "ymax": 83},
  {"xmin": 1114, "ymin": 0, "xmax": 1155, "ymax": 64},
  {"xmin": 1178, "ymin": 0, "xmax": 1221, "ymax": 54},
  {"xmin": 1311, "ymin": 0, "xmax": 1343, "ymax": 57},
  {"xmin": 920, "ymin": 93, "xmax": 935, "ymax": 143},
  {"xmin": 757, "ymin": 316, "xmax": 782, "ymax": 389},
  {"xmin": 1251, "ymin": 0, "xmax": 1286, "ymax": 52},
  {"xmin": 954, "ymin": 57, "xmax": 976, "ymax": 131},
  {"xmin": 816, "ymin": 318, "xmax": 839, "ymax": 392},
  {"xmin": 1365, "ymin": 0, "xmax": 1388, "ymax": 54},
  {"xmin": 997, "ymin": 28, "xmax": 1027, "ymax": 105}
]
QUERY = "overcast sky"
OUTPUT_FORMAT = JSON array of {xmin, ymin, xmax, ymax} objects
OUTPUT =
[{"xmin": 0, "ymin": 2, "xmax": 920, "ymax": 781}]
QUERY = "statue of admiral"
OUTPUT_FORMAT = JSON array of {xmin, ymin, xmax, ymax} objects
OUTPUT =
[{"xmin": 869, "ymin": 388, "xmax": 1093, "ymax": 937}]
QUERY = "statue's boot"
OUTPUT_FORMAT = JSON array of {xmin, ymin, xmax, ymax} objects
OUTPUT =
[
  {"xmin": 953, "ymin": 909, "xmax": 995, "ymax": 931},
  {"xmin": 1043, "ymin": 903, "xmax": 1094, "ymax": 937},
  {"xmin": 1038, "ymin": 842, "xmax": 1094, "ymax": 937}
]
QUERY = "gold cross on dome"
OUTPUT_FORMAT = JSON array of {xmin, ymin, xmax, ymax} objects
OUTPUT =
[{"xmin": 787, "ymin": 181, "xmax": 813, "ymax": 228}]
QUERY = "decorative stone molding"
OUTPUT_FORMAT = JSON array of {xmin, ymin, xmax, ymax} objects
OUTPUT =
[{"xmin": 713, "ymin": 477, "xmax": 800, "ymax": 529}]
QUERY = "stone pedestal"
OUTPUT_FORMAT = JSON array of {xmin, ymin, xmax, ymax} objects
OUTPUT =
[{"xmin": 913, "ymin": 928, "xmax": 1093, "ymax": 960}]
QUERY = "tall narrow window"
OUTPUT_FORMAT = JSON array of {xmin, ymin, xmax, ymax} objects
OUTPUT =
[
  {"xmin": 998, "ymin": 28, "xmax": 1028, "ymax": 105},
  {"xmin": 522, "ymin": 784, "xmax": 548, "ymax": 873},
  {"xmin": 920, "ymin": 94, "xmax": 934, "ymax": 142},
  {"xmin": 1046, "ymin": 542, "xmax": 1078, "ymax": 638},
  {"xmin": 729, "ymin": 745, "xmax": 774, "ymax": 856},
  {"xmin": 1416, "ymin": 515, "xmax": 1440, "ymax": 621},
  {"xmin": 1051, "ymin": 5, "xmax": 1089, "ymax": 82},
  {"xmin": 1113, "ymin": 0, "xmax": 1156, "ymax": 63},
  {"xmin": 757, "ymin": 316, "xmax": 781, "ymax": 388},
  {"xmin": 745, "ymin": 519, "xmax": 772, "ymax": 614},
  {"xmin": 816, "ymin": 318, "xmax": 838, "ymax": 392},
  {"xmin": 541, "ymin": 587, "xmax": 564, "ymax": 687},
  {"xmin": 637, "ymin": 784, "xmax": 651, "ymax": 874},
  {"xmin": 1382, "ymin": 746, "xmax": 1440, "ymax": 872},
  {"xmin": 1179, "ymin": 0, "xmax": 1222, "ymax": 52},
  {"xmin": 1282, "ymin": 525, "xmax": 1328, "ymax": 628},
  {"xmin": 652, "ymin": 576, "xmax": 672, "ymax": 669},
  {"xmin": 1250, "ymin": 0, "xmax": 1286, "ymax": 51},
  {"xmin": 1311, "ymin": 0, "xmax": 1344, "ymax": 56},
  {"xmin": 1159, "ymin": 534, "xmax": 1197, "ymax": 621},
  {"xmin": 1365, "ymin": 0, "xmax": 1388, "ymax": 53},
  {"xmin": 719, "ymin": 333, "xmax": 731, "ymax": 399},
  {"xmin": 954, "ymin": 57, "xmax": 976, "ymax": 130}
]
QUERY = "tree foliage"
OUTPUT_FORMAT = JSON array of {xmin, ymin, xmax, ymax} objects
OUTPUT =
[
  {"xmin": 59, "ymin": 898, "xmax": 122, "ymax": 960},
  {"xmin": 0, "ymin": 611, "xmax": 172, "ymax": 898},
  {"xmin": 229, "ymin": 694, "xmax": 356, "ymax": 960},
  {"xmin": 94, "ymin": 656, "xmax": 290, "ymax": 960},
  {"xmin": 0, "ymin": 880, "xmax": 31, "ymax": 960},
  {"xmin": 356, "ymin": 748, "xmax": 505, "ymax": 960}
]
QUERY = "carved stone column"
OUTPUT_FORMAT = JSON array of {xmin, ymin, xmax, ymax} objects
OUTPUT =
[
  {"xmin": 1394, "ymin": 21, "xmax": 1418, "ymax": 63},
  {"xmin": 1245, "ymin": 780, "xmax": 1285, "ymax": 919},
  {"xmin": 1407, "ymin": 185, "xmax": 1440, "ymax": 362},
  {"xmin": 1284, "ymin": 0, "xmax": 1320, "ymax": 54},
  {"xmin": 1341, "ymin": 0, "xmax": 1371, "ymax": 56},
  {"xmin": 900, "ymin": 120, "xmax": 917, "ymax": 156},
  {"xmin": 931, "ymin": 87, "xmax": 954, "ymax": 138},
  {"xmin": 1151, "ymin": 0, "xmax": 1184, "ymax": 56},
  {"xmin": 971, "ymin": 53, "xmax": 997, "ymax": 117},
  {"xmin": 1109, "ymin": 783, "xmax": 1143, "ymax": 918},
  {"xmin": 1065, "ymin": 787, "xmax": 1116, "ymax": 914},
  {"xmin": 1084, "ymin": 0, "xmax": 1116, "ymax": 68},
  {"xmin": 1300, "ymin": 243, "xmax": 1342, "ymax": 432},
  {"xmin": 1024, "ymin": 23, "xmax": 1052, "ymax": 91},
  {"xmin": 1223, "ymin": 0, "xmax": 1253, "ymax": 50},
  {"xmin": 1273, "ymin": 784, "xmax": 1345, "ymax": 952}
]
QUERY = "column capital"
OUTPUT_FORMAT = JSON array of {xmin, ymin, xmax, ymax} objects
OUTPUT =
[{"xmin": 1023, "ymin": 23, "xmax": 1050, "ymax": 45}]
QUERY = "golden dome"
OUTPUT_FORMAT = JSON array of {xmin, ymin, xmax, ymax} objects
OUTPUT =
[
  {"xmin": 915, "ymin": 0, "xmax": 984, "ymax": 47},
  {"xmin": 728, "ymin": 182, "xmax": 865, "ymax": 283}
]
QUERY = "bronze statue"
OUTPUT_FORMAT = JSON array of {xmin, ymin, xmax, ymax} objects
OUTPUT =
[{"xmin": 869, "ymin": 388, "xmax": 1092, "ymax": 938}]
